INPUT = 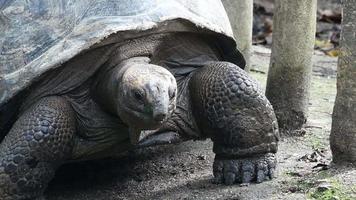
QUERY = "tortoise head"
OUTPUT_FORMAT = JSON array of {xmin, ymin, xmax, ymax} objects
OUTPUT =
[{"xmin": 116, "ymin": 58, "xmax": 177, "ymax": 143}]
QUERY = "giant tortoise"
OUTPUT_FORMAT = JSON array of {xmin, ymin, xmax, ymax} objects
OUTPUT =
[{"xmin": 0, "ymin": 0, "xmax": 279, "ymax": 199}]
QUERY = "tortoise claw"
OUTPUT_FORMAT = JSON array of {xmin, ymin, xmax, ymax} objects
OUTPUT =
[
  {"xmin": 137, "ymin": 131, "xmax": 182, "ymax": 148},
  {"xmin": 213, "ymin": 153, "xmax": 276, "ymax": 185}
]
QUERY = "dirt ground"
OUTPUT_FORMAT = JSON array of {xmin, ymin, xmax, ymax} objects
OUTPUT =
[{"xmin": 44, "ymin": 46, "xmax": 356, "ymax": 200}]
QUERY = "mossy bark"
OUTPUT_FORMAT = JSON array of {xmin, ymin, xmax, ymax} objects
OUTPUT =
[
  {"xmin": 266, "ymin": 0, "xmax": 317, "ymax": 134},
  {"xmin": 222, "ymin": 0, "xmax": 253, "ymax": 71},
  {"xmin": 330, "ymin": 0, "xmax": 356, "ymax": 164}
]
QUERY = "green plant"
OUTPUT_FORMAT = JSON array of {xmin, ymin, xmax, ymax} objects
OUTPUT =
[{"xmin": 307, "ymin": 179, "xmax": 354, "ymax": 200}]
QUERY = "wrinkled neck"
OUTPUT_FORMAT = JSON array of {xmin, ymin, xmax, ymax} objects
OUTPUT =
[{"xmin": 92, "ymin": 65, "xmax": 121, "ymax": 116}]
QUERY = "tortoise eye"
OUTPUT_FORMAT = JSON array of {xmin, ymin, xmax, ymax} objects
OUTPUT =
[
  {"xmin": 169, "ymin": 88, "xmax": 176, "ymax": 100},
  {"xmin": 133, "ymin": 89, "xmax": 144, "ymax": 102}
]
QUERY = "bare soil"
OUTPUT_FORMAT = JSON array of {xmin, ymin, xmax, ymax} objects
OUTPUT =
[{"xmin": 45, "ymin": 46, "xmax": 356, "ymax": 200}]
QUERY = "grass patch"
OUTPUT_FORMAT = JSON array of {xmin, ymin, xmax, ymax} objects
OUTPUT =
[
  {"xmin": 282, "ymin": 170, "xmax": 356, "ymax": 199},
  {"xmin": 297, "ymin": 179, "xmax": 317, "ymax": 193},
  {"xmin": 307, "ymin": 179, "xmax": 355, "ymax": 200},
  {"xmin": 304, "ymin": 129, "xmax": 328, "ymax": 151}
]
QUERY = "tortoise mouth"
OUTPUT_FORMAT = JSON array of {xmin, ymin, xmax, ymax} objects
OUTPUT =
[{"xmin": 126, "ymin": 106, "xmax": 172, "ymax": 130}]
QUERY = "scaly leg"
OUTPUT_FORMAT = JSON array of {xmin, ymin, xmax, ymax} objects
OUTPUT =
[
  {"xmin": 189, "ymin": 62, "xmax": 279, "ymax": 184},
  {"xmin": 0, "ymin": 97, "xmax": 76, "ymax": 199}
]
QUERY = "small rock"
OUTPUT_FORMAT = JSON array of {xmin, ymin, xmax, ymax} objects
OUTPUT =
[
  {"xmin": 312, "ymin": 163, "xmax": 330, "ymax": 171},
  {"xmin": 288, "ymin": 186, "xmax": 298, "ymax": 193},
  {"xmin": 317, "ymin": 182, "xmax": 332, "ymax": 192},
  {"xmin": 287, "ymin": 171, "xmax": 303, "ymax": 177},
  {"xmin": 299, "ymin": 148, "xmax": 327, "ymax": 163},
  {"xmin": 170, "ymin": 171, "xmax": 178, "ymax": 175},
  {"xmin": 197, "ymin": 155, "xmax": 206, "ymax": 160}
]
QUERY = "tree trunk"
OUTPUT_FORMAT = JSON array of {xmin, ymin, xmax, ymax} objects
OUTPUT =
[
  {"xmin": 330, "ymin": 0, "xmax": 356, "ymax": 164},
  {"xmin": 266, "ymin": 0, "xmax": 317, "ymax": 134},
  {"xmin": 222, "ymin": 0, "xmax": 253, "ymax": 71}
]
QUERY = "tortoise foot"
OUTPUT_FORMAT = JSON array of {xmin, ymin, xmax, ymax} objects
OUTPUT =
[{"xmin": 212, "ymin": 153, "xmax": 276, "ymax": 185}]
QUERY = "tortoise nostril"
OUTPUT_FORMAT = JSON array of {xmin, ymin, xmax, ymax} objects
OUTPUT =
[{"xmin": 154, "ymin": 113, "xmax": 166, "ymax": 122}]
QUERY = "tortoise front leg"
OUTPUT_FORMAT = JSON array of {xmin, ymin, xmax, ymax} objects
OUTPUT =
[
  {"xmin": 189, "ymin": 61, "xmax": 279, "ymax": 184},
  {"xmin": 0, "ymin": 96, "xmax": 76, "ymax": 200}
]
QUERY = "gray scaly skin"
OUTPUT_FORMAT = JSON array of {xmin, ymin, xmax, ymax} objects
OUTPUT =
[
  {"xmin": 0, "ymin": 97, "xmax": 75, "ymax": 200},
  {"xmin": 189, "ymin": 62, "xmax": 278, "ymax": 184},
  {"xmin": 0, "ymin": 33, "xmax": 278, "ymax": 199}
]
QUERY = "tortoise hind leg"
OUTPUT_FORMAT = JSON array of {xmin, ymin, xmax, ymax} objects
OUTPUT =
[
  {"xmin": 189, "ymin": 61, "xmax": 279, "ymax": 184},
  {"xmin": 0, "ymin": 96, "xmax": 76, "ymax": 200}
]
